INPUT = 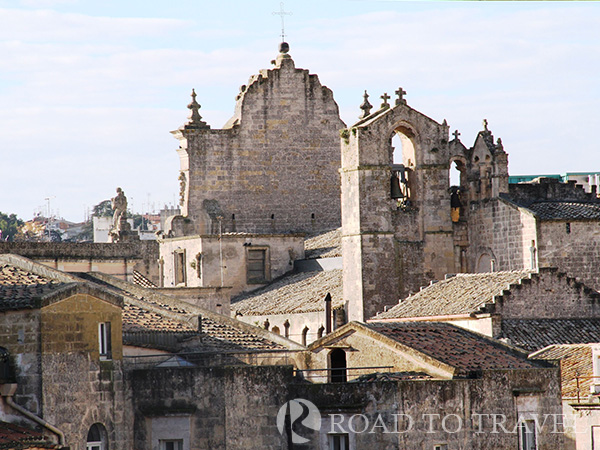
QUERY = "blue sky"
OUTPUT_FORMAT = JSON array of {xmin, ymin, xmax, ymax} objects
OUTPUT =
[{"xmin": 0, "ymin": 0, "xmax": 598, "ymax": 222}]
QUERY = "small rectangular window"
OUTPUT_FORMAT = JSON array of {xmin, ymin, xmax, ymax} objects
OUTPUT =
[
  {"xmin": 174, "ymin": 250, "xmax": 186, "ymax": 286},
  {"xmin": 98, "ymin": 322, "xmax": 112, "ymax": 360},
  {"xmin": 519, "ymin": 420, "xmax": 537, "ymax": 450},
  {"xmin": 328, "ymin": 434, "xmax": 349, "ymax": 450},
  {"xmin": 159, "ymin": 440, "xmax": 183, "ymax": 450},
  {"xmin": 247, "ymin": 248, "xmax": 268, "ymax": 283},
  {"xmin": 434, "ymin": 445, "xmax": 448, "ymax": 450}
]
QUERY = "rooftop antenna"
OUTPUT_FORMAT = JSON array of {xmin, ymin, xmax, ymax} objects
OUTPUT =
[{"xmin": 273, "ymin": 2, "xmax": 292, "ymax": 42}]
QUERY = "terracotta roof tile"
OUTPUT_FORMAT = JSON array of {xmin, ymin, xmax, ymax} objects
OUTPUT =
[
  {"xmin": 0, "ymin": 421, "xmax": 57, "ymax": 449},
  {"xmin": 500, "ymin": 319, "xmax": 600, "ymax": 352},
  {"xmin": 232, "ymin": 269, "xmax": 343, "ymax": 315},
  {"xmin": 79, "ymin": 273, "xmax": 287, "ymax": 351},
  {"xmin": 531, "ymin": 344, "xmax": 594, "ymax": 398},
  {"xmin": 365, "ymin": 322, "xmax": 542, "ymax": 374},
  {"xmin": 375, "ymin": 270, "xmax": 532, "ymax": 319},
  {"xmin": 0, "ymin": 264, "xmax": 71, "ymax": 311}
]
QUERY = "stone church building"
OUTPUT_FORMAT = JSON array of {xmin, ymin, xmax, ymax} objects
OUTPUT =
[{"xmin": 160, "ymin": 42, "xmax": 600, "ymax": 340}]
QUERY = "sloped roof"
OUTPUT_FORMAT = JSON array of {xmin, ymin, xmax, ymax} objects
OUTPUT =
[
  {"xmin": 304, "ymin": 228, "xmax": 341, "ymax": 259},
  {"xmin": 531, "ymin": 344, "xmax": 593, "ymax": 398},
  {"xmin": 79, "ymin": 272, "xmax": 299, "ymax": 352},
  {"xmin": 231, "ymin": 269, "xmax": 343, "ymax": 315},
  {"xmin": 364, "ymin": 322, "xmax": 543, "ymax": 374},
  {"xmin": 525, "ymin": 202, "xmax": 600, "ymax": 220},
  {"xmin": 500, "ymin": 319, "xmax": 600, "ymax": 352},
  {"xmin": 0, "ymin": 264, "xmax": 72, "ymax": 310},
  {"xmin": 374, "ymin": 270, "xmax": 533, "ymax": 319},
  {"xmin": 0, "ymin": 421, "xmax": 57, "ymax": 449},
  {"xmin": 0, "ymin": 255, "xmax": 122, "ymax": 311}
]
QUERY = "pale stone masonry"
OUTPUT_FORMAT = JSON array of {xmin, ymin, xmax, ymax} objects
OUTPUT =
[{"xmin": 170, "ymin": 44, "xmax": 345, "ymax": 236}]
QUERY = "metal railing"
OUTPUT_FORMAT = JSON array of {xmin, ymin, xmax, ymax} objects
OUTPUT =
[{"xmin": 294, "ymin": 366, "xmax": 394, "ymax": 383}]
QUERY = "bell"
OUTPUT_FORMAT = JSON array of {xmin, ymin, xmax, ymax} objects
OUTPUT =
[{"xmin": 391, "ymin": 173, "xmax": 404, "ymax": 199}]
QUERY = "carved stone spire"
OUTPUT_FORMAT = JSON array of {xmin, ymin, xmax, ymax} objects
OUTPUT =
[
  {"xmin": 185, "ymin": 89, "xmax": 209, "ymax": 129},
  {"xmin": 359, "ymin": 90, "xmax": 373, "ymax": 119}
]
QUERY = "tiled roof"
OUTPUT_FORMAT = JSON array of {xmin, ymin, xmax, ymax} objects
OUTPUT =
[
  {"xmin": 232, "ymin": 269, "xmax": 343, "ymax": 315},
  {"xmin": 531, "ymin": 344, "xmax": 593, "ymax": 398},
  {"xmin": 500, "ymin": 319, "xmax": 600, "ymax": 352},
  {"xmin": 0, "ymin": 264, "xmax": 71, "ymax": 311},
  {"xmin": 364, "ymin": 322, "xmax": 542, "ymax": 374},
  {"xmin": 79, "ymin": 273, "xmax": 291, "ymax": 351},
  {"xmin": 122, "ymin": 303, "xmax": 196, "ymax": 333},
  {"xmin": 526, "ymin": 202, "xmax": 600, "ymax": 220},
  {"xmin": 304, "ymin": 228, "xmax": 341, "ymax": 259},
  {"xmin": 132, "ymin": 270, "xmax": 157, "ymax": 288},
  {"xmin": 0, "ymin": 421, "xmax": 57, "ymax": 449},
  {"xmin": 352, "ymin": 371, "xmax": 432, "ymax": 382},
  {"xmin": 374, "ymin": 270, "xmax": 533, "ymax": 319}
]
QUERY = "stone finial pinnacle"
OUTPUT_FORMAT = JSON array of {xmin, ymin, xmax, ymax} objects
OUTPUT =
[
  {"xmin": 483, "ymin": 118, "xmax": 489, "ymax": 131},
  {"xmin": 359, "ymin": 90, "xmax": 373, "ymax": 119},
  {"xmin": 184, "ymin": 89, "xmax": 209, "ymax": 130},
  {"xmin": 188, "ymin": 89, "xmax": 202, "ymax": 123}
]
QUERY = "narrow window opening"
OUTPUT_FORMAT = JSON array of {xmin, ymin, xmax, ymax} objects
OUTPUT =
[
  {"xmin": 302, "ymin": 326, "xmax": 309, "ymax": 346},
  {"xmin": 566, "ymin": 223, "xmax": 571, "ymax": 234},
  {"xmin": 329, "ymin": 348, "xmax": 347, "ymax": 383},
  {"xmin": 271, "ymin": 326, "xmax": 280, "ymax": 335},
  {"xmin": 328, "ymin": 434, "xmax": 349, "ymax": 450},
  {"xmin": 519, "ymin": 420, "xmax": 537, "ymax": 450},
  {"xmin": 160, "ymin": 440, "xmax": 183, "ymax": 450},
  {"xmin": 174, "ymin": 250, "xmax": 186, "ymax": 286},
  {"xmin": 317, "ymin": 325, "xmax": 325, "ymax": 339},
  {"xmin": 247, "ymin": 248, "xmax": 268, "ymax": 284},
  {"xmin": 98, "ymin": 322, "xmax": 112, "ymax": 360}
]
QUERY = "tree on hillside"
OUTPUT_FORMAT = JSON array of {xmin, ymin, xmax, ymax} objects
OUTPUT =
[
  {"xmin": 0, "ymin": 212, "xmax": 24, "ymax": 241},
  {"xmin": 93, "ymin": 200, "xmax": 112, "ymax": 217}
]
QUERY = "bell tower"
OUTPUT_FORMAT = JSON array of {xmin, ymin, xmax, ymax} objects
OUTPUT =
[{"xmin": 341, "ymin": 89, "xmax": 455, "ymax": 321}]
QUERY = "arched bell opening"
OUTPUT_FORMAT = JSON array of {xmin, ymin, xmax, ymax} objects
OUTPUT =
[
  {"xmin": 390, "ymin": 127, "xmax": 416, "ymax": 208},
  {"xmin": 449, "ymin": 158, "xmax": 467, "ymax": 222}
]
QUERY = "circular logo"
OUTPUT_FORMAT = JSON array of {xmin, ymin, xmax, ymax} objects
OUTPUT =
[{"xmin": 276, "ymin": 398, "xmax": 321, "ymax": 444}]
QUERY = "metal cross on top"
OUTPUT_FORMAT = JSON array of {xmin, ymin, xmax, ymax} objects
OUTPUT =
[
  {"xmin": 453, "ymin": 130, "xmax": 461, "ymax": 140},
  {"xmin": 273, "ymin": 2, "xmax": 293, "ymax": 42}
]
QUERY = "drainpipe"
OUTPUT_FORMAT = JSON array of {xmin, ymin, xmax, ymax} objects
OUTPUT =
[{"xmin": 1, "ymin": 384, "xmax": 66, "ymax": 446}]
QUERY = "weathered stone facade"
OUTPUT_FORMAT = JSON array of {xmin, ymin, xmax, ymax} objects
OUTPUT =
[{"xmin": 171, "ymin": 45, "xmax": 345, "ymax": 236}]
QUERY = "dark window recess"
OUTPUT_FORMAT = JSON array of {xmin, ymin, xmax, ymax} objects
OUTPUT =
[
  {"xmin": 566, "ymin": 223, "xmax": 571, "ymax": 234},
  {"xmin": 330, "ymin": 348, "xmax": 347, "ymax": 383},
  {"xmin": 247, "ymin": 249, "xmax": 267, "ymax": 283}
]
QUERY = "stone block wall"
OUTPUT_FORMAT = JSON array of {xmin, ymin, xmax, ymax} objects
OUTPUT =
[
  {"xmin": 537, "ymin": 220, "xmax": 600, "ymax": 292},
  {"xmin": 493, "ymin": 268, "xmax": 600, "ymax": 319},
  {"xmin": 177, "ymin": 54, "xmax": 345, "ymax": 235},
  {"xmin": 159, "ymin": 233, "xmax": 303, "ymax": 295},
  {"xmin": 130, "ymin": 365, "xmax": 293, "ymax": 450},
  {"xmin": 468, "ymin": 198, "xmax": 538, "ymax": 272},
  {"xmin": 293, "ymin": 368, "xmax": 564, "ymax": 450},
  {"xmin": 0, "ymin": 241, "xmax": 160, "ymax": 286}
]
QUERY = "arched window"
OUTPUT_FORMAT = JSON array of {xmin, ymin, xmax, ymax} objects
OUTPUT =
[
  {"xmin": 390, "ymin": 128, "xmax": 415, "ymax": 207},
  {"xmin": 302, "ymin": 326, "xmax": 309, "ymax": 346},
  {"xmin": 272, "ymin": 326, "xmax": 280, "ymax": 335},
  {"xmin": 86, "ymin": 423, "xmax": 108, "ymax": 450},
  {"xmin": 329, "ymin": 348, "xmax": 347, "ymax": 383}
]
